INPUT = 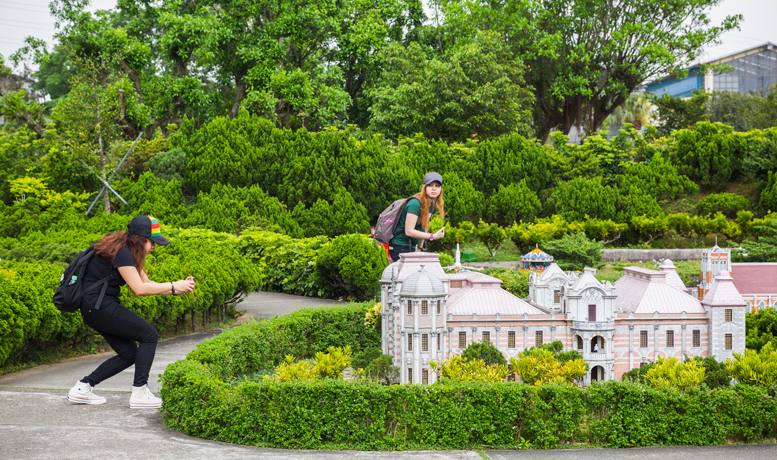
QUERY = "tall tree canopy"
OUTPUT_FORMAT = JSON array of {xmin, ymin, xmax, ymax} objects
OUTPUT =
[{"xmin": 433, "ymin": 0, "xmax": 741, "ymax": 140}]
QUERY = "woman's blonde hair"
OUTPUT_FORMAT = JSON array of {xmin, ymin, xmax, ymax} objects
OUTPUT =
[{"xmin": 414, "ymin": 184, "xmax": 444, "ymax": 231}]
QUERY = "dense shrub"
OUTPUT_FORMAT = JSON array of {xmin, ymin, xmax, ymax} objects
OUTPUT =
[
  {"xmin": 546, "ymin": 177, "xmax": 618, "ymax": 222},
  {"xmin": 486, "ymin": 180, "xmax": 541, "ymax": 226},
  {"xmin": 183, "ymin": 183, "xmax": 302, "ymax": 237},
  {"xmin": 460, "ymin": 340, "xmax": 507, "ymax": 366},
  {"xmin": 314, "ymin": 234, "xmax": 388, "ymax": 300},
  {"xmin": 542, "ymin": 233, "xmax": 603, "ymax": 270},
  {"xmin": 696, "ymin": 192, "xmax": 750, "ymax": 218}
]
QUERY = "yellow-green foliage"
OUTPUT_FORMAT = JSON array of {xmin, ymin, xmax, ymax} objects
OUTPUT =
[
  {"xmin": 264, "ymin": 346, "xmax": 353, "ymax": 382},
  {"xmin": 644, "ymin": 356, "xmax": 705, "ymax": 390},
  {"xmin": 430, "ymin": 356, "xmax": 509, "ymax": 383},
  {"xmin": 364, "ymin": 303, "xmax": 380, "ymax": 329},
  {"xmin": 263, "ymin": 355, "xmax": 318, "ymax": 382},
  {"xmin": 727, "ymin": 342, "xmax": 777, "ymax": 388},
  {"xmin": 315, "ymin": 346, "xmax": 352, "ymax": 379},
  {"xmin": 509, "ymin": 348, "xmax": 587, "ymax": 385}
]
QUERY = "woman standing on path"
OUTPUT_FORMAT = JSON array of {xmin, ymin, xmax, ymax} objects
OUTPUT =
[
  {"xmin": 388, "ymin": 172, "xmax": 446, "ymax": 262},
  {"xmin": 67, "ymin": 215, "xmax": 195, "ymax": 409}
]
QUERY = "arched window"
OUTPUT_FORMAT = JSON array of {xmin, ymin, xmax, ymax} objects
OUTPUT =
[{"xmin": 577, "ymin": 336, "xmax": 583, "ymax": 350}]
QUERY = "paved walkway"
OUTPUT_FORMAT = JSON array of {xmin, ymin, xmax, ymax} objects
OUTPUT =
[{"xmin": 0, "ymin": 291, "xmax": 773, "ymax": 460}]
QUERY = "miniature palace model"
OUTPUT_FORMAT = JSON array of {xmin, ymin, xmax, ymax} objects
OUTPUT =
[{"xmin": 380, "ymin": 252, "xmax": 747, "ymax": 386}]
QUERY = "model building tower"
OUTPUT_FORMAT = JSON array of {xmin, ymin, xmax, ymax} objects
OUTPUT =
[
  {"xmin": 701, "ymin": 270, "xmax": 747, "ymax": 360},
  {"xmin": 699, "ymin": 245, "xmax": 731, "ymax": 299}
]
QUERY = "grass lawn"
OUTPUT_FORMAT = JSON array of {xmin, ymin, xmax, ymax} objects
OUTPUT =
[{"xmin": 457, "ymin": 238, "xmax": 524, "ymax": 262}]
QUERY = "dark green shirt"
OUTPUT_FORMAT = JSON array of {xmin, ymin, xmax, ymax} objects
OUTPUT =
[{"xmin": 390, "ymin": 198, "xmax": 426, "ymax": 248}]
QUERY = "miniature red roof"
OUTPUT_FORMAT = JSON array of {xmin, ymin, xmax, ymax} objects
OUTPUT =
[{"xmin": 730, "ymin": 263, "xmax": 777, "ymax": 295}]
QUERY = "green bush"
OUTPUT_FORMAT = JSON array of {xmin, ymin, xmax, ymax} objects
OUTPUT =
[
  {"xmin": 461, "ymin": 340, "xmax": 507, "ymax": 366},
  {"xmin": 145, "ymin": 147, "xmax": 186, "ymax": 183},
  {"xmin": 542, "ymin": 233, "xmax": 603, "ymax": 271},
  {"xmin": 183, "ymin": 183, "xmax": 302, "ymax": 237},
  {"xmin": 696, "ymin": 192, "xmax": 750, "ymax": 219},
  {"xmin": 486, "ymin": 180, "xmax": 541, "ymax": 226},
  {"xmin": 352, "ymin": 347, "xmax": 382, "ymax": 370},
  {"xmin": 482, "ymin": 268, "xmax": 529, "ymax": 298},
  {"xmin": 314, "ymin": 234, "xmax": 388, "ymax": 300}
]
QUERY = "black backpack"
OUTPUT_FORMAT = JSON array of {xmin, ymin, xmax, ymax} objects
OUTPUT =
[{"xmin": 53, "ymin": 245, "xmax": 116, "ymax": 313}]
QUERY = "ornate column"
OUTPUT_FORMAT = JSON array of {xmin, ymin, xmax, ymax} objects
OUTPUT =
[{"xmin": 628, "ymin": 324, "xmax": 634, "ymax": 370}]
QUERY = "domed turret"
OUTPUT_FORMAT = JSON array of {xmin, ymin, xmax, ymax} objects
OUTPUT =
[{"xmin": 401, "ymin": 265, "xmax": 446, "ymax": 297}]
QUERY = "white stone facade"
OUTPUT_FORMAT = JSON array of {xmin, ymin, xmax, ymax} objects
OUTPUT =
[{"xmin": 381, "ymin": 253, "xmax": 747, "ymax": 385}]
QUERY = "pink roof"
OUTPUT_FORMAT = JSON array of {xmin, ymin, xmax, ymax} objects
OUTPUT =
[
  {"xmin": 730, "ymin": 263, "xmax": 777, "ymax": 295},
  {"xmin": 614, "ymin": 267, "xmax": 705, "ymax": 314},
  {"xmin": 701, "ymin": 271, "xmax": 746, "ymax": 307},
  {"xmin": 446, "ymin": 272, "xmax": 544, "ymax": 316},
  {"xmin": 659, "ymin": 259, "xmax": 687, "ymax": 293}
]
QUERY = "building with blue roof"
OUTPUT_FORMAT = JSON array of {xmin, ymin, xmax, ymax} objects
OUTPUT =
[{"xmin": 645, "ymin": 42, "xmax": 777, "ymax": 98}]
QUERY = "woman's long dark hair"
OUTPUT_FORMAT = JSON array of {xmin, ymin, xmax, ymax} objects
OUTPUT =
[{"xmin": 94, "ymin": 231, "xmax": 149, "ymax": 273}]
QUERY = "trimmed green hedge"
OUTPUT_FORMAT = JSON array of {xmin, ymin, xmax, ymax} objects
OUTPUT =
[{"xmin": 162, "ymin": 305, "xmax": 777, "ymax": 450}]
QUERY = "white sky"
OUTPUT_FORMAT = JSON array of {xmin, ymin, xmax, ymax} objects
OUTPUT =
[{"xmin": 1, "ymin": 0, "xmax": 774, "ymax": 75}]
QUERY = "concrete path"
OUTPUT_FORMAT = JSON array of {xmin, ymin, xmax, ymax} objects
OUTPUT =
[{"xmin": 0, "ymin": 291, "xmax": 774, "ymax": 460}]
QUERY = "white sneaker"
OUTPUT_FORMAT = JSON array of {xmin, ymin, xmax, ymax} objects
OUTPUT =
[
  {"xmin": 129, "ymin": 384, "xmax": 162, "ymax": 409},
  {"xmin": 67, "ymin": 380, "xmax": 106, "ymax": 405}
]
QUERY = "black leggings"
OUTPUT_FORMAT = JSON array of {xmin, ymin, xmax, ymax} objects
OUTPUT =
[
  {"xmin": 80, "ymin": 302, "xmax": 159, "ymax": 387},
  {"xmin": 388, "ymin": 244, "xmax": 415, "ymax": 263}
]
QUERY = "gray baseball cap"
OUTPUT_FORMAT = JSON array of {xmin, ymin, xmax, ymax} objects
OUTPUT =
[{"xmin": 423, "ymin": 172, "xmax": 443, "ymax": 185}]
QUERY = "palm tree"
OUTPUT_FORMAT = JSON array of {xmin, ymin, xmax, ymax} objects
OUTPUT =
[{"xmin": 607, "ymin": 94, "xmax": 652, "ymax": 130}]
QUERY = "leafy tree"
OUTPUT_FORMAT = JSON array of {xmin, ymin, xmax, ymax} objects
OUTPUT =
[
  {"xmin": 743, "ymin": 136, "xmax": 777, "ymax": 189},
  {"xmin": 428, "ymin": 218, "xmax": 476, "ymax": 255},
  {"xmin": 430, "ymin": 355, "xmax": 509, "ymax": 384},
  {"xmin": 631, "ymin": 215, "xmax": 670, "ymax": 246},
  {"xmin": 542, "ymin": 232, "xmax": 603, "ymax": 271},
  {"xmin": 698, "ymin": 356, "xmax": 731, "ymax": 389},
  {"xmin": 486, "ymin": 180, "xmax": 541, "ymax": 226},
  {"xmin": 461, "ymin": 340, "xmax": 507, "ymax": 366},
  {"xmin": 696, "ymin": 193, "xmax": 750, "ymax": 219},
  {"xmin": 744, "ymin": 85, "xmax": 777, "ymax": 130},
  {"xmin": 651, "ymin": 90, "xmax": 710, "ymax": 134},
  {"xmin": 507, "ymin": 215, "xmax": 570, "ymax": 254},
  {"xmin": 436, "ymin": 0, "xmax": 740, "ymax": 140},
  {"xmin": 582, "ymin": 218, "xmax": 627, "ymax": 246},
  {"xmin": 546, "ymin": 177, "xmax": 618, "ymax": 222},
  {"xmin": 707, "ymin": 90, "xmax": 759, "ymax": 132},
  {"xmin": 368, "ymin": 31, "xmax": 533, "ymax": 142},
  {"xmin": 475, "ymin": 220, "xmax": 507, "ymax": 257}
]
